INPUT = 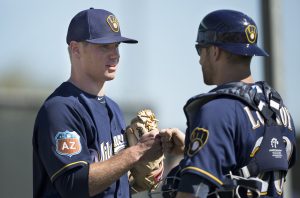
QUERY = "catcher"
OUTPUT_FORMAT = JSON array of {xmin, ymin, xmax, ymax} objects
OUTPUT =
[
  {"xmin": 156, "ymin": 9, "xmax": 297, "ymax": 198},
  {"xmin": 126, "ymin": 109, "xmax": 165, "ymax": 193}
]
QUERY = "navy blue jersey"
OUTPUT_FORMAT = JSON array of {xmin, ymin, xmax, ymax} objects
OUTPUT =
[
  {"xmin": 32, "ymin": 82, "xmax": 130, "ymax": 198},
  {"xmin": 179, "ymin": 82, "xmax": 297, "ymax": 198}
]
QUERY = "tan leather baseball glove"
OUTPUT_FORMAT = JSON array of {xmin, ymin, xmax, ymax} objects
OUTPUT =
[{"xmin": 126, "ymin": 109, "xmax": 164, "ymax": 193}]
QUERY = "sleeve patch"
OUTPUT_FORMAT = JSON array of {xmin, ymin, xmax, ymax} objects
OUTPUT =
[
  {"xmin": 55, "ymin": 130, "xmax": 82, "ymax": 157},
  {"xmin": 187, "ymin": 128, "xmax": 209, "ymax": 157}
]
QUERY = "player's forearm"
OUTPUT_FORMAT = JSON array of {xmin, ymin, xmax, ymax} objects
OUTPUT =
[{"xmin": 88, "ymin": 145, "xmax": 142, "ymax": 197}]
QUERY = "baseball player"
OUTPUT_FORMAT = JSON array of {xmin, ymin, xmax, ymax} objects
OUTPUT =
[
  {"xmin": 160, "ymin": 10, "xmax": 297, "ymax": 198},
  {"xmin": 32, "ymin": 8, "xmax": 163, "ymax": 198}
]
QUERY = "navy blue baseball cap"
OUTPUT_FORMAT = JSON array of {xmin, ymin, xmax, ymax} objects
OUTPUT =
[
  {"xmin": 66, "ymin": 8, "xmax": 138, "ymax": 45},
  {"xmin": 196, "ymin": 10, "xmax": 268, "ymax": 56}
]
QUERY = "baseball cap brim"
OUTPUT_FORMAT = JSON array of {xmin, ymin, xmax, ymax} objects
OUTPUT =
[
  {"xmin": 216, "ymin": 43, "xmax": 269, "ymax": 56},
  {"xmin": 86, "ymin": 36, "xmax": 138, "ymax": 44}
]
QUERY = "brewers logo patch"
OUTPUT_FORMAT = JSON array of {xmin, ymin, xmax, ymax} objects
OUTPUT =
[
  {"xmin": 106, "ymin": 15, "xmax": 119, "ymax": 32},
  {"xmin": 245, "ymin": 25, "xmax": 257, "ymax": 44},
  {"xmin": 187, "ymin": 128, "xmax": 209, "ymax": 157},
  {"xmin": 55, "ymin": 130, "xmax": 82, "ymax": 157}
]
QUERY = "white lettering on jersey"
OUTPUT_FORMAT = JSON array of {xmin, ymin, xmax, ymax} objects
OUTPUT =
[
  {"xmin": 244, "ymin": 106, "xmax": 261, "ymax": 129},
  {"xmin": 100, "ymin": 142, "xmax": 113, "ymax": 161},
  {"xmin": 61, "ymin": 141, "xmax": 78, "ymax": 150},
  {"xmin": 62, "ymin": 142, "xmax": 69, "ymax": 150},
  {"xmin": 69, "ymin": 142, "xmax": 76, "ymax": 149},
  {"xmin": 243, "ymin": 106, "xmax": 293, "ymax": 131},
  {"xmin": 279, "ymin": 107, "xmax": 292, "ymax": 130},
  {"xmin": 99, "ymin": 135, "xmax": 126, "ymax": 161},
  {"xmin": 256, "ymin": 111, "xmax": 265, "ymax": 125},
  {"xmin": 113, "ymin": 134, "xmax": 126, "ymax": 153}
]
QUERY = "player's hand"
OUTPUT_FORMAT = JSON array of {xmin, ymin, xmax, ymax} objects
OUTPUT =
[
  {"xmin": 160, "ymin": 128, "xmax": 185, "ymax": 155},
  {"xmin": 136, "ymin": 129, "xmax": 163, "ymax": 163}
]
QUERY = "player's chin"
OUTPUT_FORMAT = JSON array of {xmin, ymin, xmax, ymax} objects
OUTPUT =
[
  {"xmin": 202, "ymin": 74, "xmax": 213, "ymax": 85},
  {"xmin": 105, "ymin": 71, "xmax": 117, "ymax": 80},
  {"xmin": 105, "ymin": 75, "xmax": 116, "ymax": 81}
]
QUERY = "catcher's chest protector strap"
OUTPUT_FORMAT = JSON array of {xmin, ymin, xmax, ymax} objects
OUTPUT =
[{"xmin": 184, "ymin": 81, "xmax": 288, "ymax": 176}]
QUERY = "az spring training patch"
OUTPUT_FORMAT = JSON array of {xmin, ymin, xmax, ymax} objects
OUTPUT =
[{"xmin": 55, "ymin": 130, "xmax": 82, "ymax": 157}]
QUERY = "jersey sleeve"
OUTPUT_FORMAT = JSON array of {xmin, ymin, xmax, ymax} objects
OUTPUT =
[
  {"xmin": 34, "ymin": 99, "xmax": 92, "ymax": 182},
  {"xmin": 181, "ymin": 98, "xmax": 239, "ymax": 188},
  {"xmin": 178, "ymin": 173, "xmax": 210, "ymax": 197}
]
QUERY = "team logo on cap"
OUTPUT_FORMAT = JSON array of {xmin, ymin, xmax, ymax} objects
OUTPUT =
[
  {"xmin": 187, "ymin": 127, "xmax": 209, "ymax": 157},
  {"xmin": 245, "ymin": 25, "xmax": 257, "ymax": 44},
  {"xmin": 107, "ymin": 15, "xmax": 119, "ymax": 32},
  {"xmin": 55, "ymin": 130, "xmax": 82, "ymax": 157}
]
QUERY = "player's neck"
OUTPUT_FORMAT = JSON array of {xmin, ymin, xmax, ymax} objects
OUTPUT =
[
  {"xmin": 68, "ymin": 76, "xmax": 105, "ymax": 96},
  {"xmin": 240, "ymin": 75, "xmax": 254, "ymax": 84},
  {"xmin": 215, "ymin": 65, "xmax": 253, "ymax": 85}
]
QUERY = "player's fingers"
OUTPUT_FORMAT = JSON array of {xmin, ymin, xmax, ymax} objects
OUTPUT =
[
  {"xmin": 159, "ymin": 128, "xmax": 173, "ymax": 142},
  {"xmin": 149, "ymin": 128, "xmax": 160, "ymax": 136},
  {"xmin": 168, "ymin": 128, "xmax": 185, "ymax": 146},
  {"xmin": 162, "ymin": 140, "xmax": 174, "ymax": 153},
  {"xmin": 140, "ymin": 129, "xmax": 159, "ymax": 141}
]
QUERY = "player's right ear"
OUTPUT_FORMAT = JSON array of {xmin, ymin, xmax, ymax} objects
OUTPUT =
[
  {"xmin": 69, "ymin": 41, "xmax": 80, "ymax": 58},
  {"xmin": 212, "ymin": 46, "xmax": 221, "ymax": 61}
]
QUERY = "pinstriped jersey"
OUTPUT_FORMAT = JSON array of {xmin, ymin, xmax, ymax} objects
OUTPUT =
[{"xmin": 32, "ymin": 82, "xmax": 129, "ymax": 198}]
